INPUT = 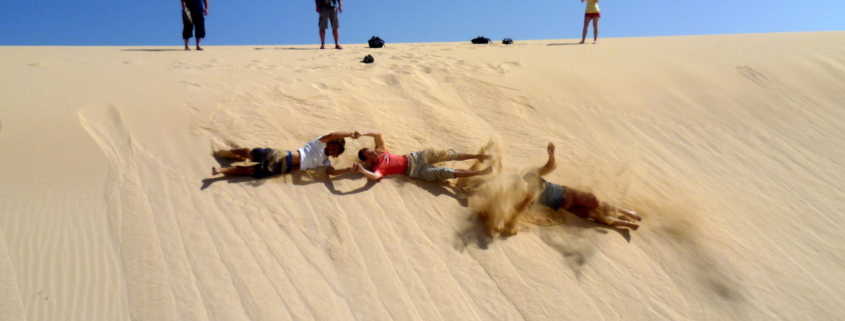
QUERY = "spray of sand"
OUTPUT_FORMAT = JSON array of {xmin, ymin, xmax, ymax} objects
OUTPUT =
[{"xmin": 459, "ymin": 140, "xmax": 567, "ymax": 238}]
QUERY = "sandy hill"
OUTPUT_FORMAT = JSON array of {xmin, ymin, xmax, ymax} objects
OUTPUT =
[{"xmin": 1, "ymin": 32, "xmax": 844, "ymax": 320}]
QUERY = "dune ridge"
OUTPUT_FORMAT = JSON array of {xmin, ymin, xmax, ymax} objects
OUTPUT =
[{"xmin": 1, "ymin": 32, "xmax": 844, "ymax": 320}]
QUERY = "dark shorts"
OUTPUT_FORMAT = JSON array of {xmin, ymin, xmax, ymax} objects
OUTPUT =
[
  {"xmin": 250, "ymin": 148, "xmax": 292, "ymax": 178},
  {"xmin": 182, "ymin": 8, "xmax": 206, "ymax": 39},
  {"xmin": 318, "ymin": 7, "xmax": 339, "ymax": 29},
  {"xmin": 537, "ymin": 181, "xmax": 566, "ymax": 211},
  {"xmin": 585, "ymin": 12, "xmax": 601, "ymax": 18}
]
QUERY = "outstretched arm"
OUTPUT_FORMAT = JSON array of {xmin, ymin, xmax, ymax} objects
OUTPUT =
[
  {"xmin": 351, "ymin": 163, "xmax": 383, "ymax": 180},
  {"xmin": 318, "ymin": 131, "xmax": 360, "ymax": 143},
  {"xmin": 502, "ymin": 189, "xmax": 535, "ymax": 236},
  {"xmin": 537, "ymin": 142, "xmax": 556, "ymax": 176},
  {"xmin": 326, "ymin": 165, "xmax": 353, "ymax": 176},
  {"xmin": 360, "ymin": 132, "xmax": 385, "ymax": 152}
]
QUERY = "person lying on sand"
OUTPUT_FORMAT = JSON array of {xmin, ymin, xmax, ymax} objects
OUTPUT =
[
  {"xmin": 351, "ymin": 132, "xmax": 492, "ymax": 182},
  {"xmin": 212, "ymin": 131, "xmax": 360, "ymax": 178},
  {"xmin": 503, "ymin": 142, "xmax": 641, "ymax": 235}
]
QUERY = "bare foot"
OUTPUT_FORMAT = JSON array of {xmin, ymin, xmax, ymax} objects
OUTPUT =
[
  {"xmin": 592, "ymin": 41, "xmax": 596, "ymax": 44},
  {"xmin": 618, "ymin": 208, "xmax": 641, "ymax": 221},
  {"xmin": 196, "ymin": 47, "xmax": 203, "ymax": 51},
  {"xmin": 578, "ymin": 40, "xmax": 585, "ymax": 44},
  {"xmin": 335, "ymin": 45, "xmax": 343, "ymax": 49},
  {"xmin": 479, "ymin": 166, "xmax": 493, "ymax": 175},
  {"xmin": 212, "ymin": 167, "xmax": 220, "ymax": 175},
  {"xmin": 184, "ymin": 46, "xmax": 191, "ymax": 51},
  {"xmin": 320, "ymin": 45, "xmax": 326, "ymax": 49}
]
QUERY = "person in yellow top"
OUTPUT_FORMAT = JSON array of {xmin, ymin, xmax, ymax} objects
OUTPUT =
[{"xmin": 579, "ymin": 0, "xmax": 600, "ymax": 44}]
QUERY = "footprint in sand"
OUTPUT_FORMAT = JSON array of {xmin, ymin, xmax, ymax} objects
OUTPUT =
[
  {"xmin": 29, "ymin": 63, "xmax": 48, "ymax": 67},
  {"xmin": 123, "ymin": 61, "xmax": 142, "ymax": 65}
]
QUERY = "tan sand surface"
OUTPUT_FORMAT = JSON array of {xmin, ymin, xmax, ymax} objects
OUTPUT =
[{"xmin": 1, "ymin": 32, "xmax": 844, "ymax": 320}]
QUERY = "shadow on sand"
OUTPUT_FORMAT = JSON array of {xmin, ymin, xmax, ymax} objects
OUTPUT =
[
  {"xmin": 254, "ymin": 47, "xmax": 315, "ymax": 51},
  {"xmin": 121, "ymin": 49, "xmax": 187, "ymax": 52},
  {"xmin": 454, "ymin": 210, "xmax": 632, "ymax": 254}
]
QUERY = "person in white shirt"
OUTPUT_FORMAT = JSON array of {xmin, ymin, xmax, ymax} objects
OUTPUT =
[{"xmin": 212, "ymin": 131, "xmax": 360, "ymax": 178}]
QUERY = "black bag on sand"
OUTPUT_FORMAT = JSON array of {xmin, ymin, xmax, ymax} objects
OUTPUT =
[
  {"xmin": 362, "ymin": 54, "xmax": 374, "ymax": 63},
  {"xmin": 368, "ymin": 36, "xmax": 385, "ymax": 48},
  {"xmin": 471, "ymin": 36, "xmax": 491, "ymax": 44},
  {"xmin": 502, "ymin": 38, "xmax": 513, "ymax": 45}
]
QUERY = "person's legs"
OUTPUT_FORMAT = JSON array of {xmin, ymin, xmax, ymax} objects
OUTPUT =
[
  {"xmin": 328, "ymin": 8, "xmax": 341, "ymax": 49},
  {"xmin": 193, "ymin": 12, "xmax": 205, "ymax": 50},
  {"xmin": 213, "ymin": 147, "xmax": 253, "ymax": 161},
  {"xmin": 318, "ymin": 10, "xmax": 329, "ymax": 49},
  {"xmin": 453, "ymin": 166, "xmax": 492, "ymax": 178},
  {"xmin": 332, "ymin": 29, "xmax": 342, "ymax": 49},
  {"xmin": 592, "ymin": 17, "xmax": 599, "ymax": 44},
  {"xmin": 454, "ymin": 153, "xmax": 490, "ymax": 161},
  {"xmin": 600, "ymin": 202, "xmax": 641, "ymax": 221},
  {"xmin": 182, "ymin": 11, "xmax": 193, "ymax": 50},
  {"xmin": 590, "ymin": 211, "xmax": 639, "ymax": 230},
  {"xmin": 579, "ymin": 16, "xmax": 591, "ymax": 44},
  {"xmin": 212, "ymin": 166, "xmax": 255, "ymax": 176},
  {"xmin": 420, "ymin": 149, "xmax": 488, "ymax": 165},
  {"xmin": 567, "ymin": 188, "xmax": 600, "ymax": 210}
]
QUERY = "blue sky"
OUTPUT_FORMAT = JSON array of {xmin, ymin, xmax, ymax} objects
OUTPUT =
[{"xmin": 0, "ymin": 0, "xmax": 842, "ymax": 46}]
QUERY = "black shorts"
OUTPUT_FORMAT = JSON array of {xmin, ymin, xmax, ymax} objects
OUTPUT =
[
  {"xmin": 250, "ymin": 149, "xmax": 293, "ymax": 178},
  {"xmin": 182, "ymin": 8, "xmax": 206, "ymax": 39}
]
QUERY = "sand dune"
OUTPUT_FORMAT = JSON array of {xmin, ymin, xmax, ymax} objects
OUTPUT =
[{"xmin": 1, "ymin": 32, "xmax": 844, "ymax": 320}]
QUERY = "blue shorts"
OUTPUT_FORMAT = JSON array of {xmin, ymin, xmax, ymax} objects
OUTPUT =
[{"xmin": 537, "ymin": 181, "xmax": 566, "ymax": 211}]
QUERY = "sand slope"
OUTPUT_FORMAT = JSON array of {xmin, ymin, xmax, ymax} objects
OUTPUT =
[{"xmin": 1, "ymin": 32, "xmax": 844, "ymax": 320}]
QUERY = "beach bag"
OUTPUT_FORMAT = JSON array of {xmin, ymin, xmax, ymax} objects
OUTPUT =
[
  {"xmin": 471, "ymin": 36, "xmax": 491, "ymax": 44},
  {"xmin": 362, "ymin": 54, "xmax": 374, "ymax": 63},
  {"xmin": 368, "ymin": 36, "xmax": 385, "ymax": 48},
  {"xmin": 502, "ymin": 38, "xmax": 513, "ymax": 45}
]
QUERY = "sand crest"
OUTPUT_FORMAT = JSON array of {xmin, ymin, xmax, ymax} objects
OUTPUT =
[{"xmin": 1, "ymin": 32, "xmax": 844, "ymax": 320}]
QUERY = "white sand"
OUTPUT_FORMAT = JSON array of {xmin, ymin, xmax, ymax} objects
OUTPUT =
[{"xmin": 1, "ymin": 32, "xmax": 844, "ymax": 320}]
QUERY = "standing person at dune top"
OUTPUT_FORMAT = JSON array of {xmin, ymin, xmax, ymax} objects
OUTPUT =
[
  {"xmin": 352, "ymin": 132, "xmax": 492, "ymax": 182},
  {"xmin": 316, "ymin": 0, "xmax": 343, "ymax": 49},
  {"xmin": 211, "ymin": 131, "xmax": 360, "ymax": 178},
  {"xmin": 579, "ymin": 0, "xmax": 600, "ymax": 44},
  {"xmin": 182, "ymin": 0, "xmax": 209, "ymax": 50}
]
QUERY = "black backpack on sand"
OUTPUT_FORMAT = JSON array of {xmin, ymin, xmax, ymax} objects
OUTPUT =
[
  {"xmin": 502, "ymin": 38, "xmax": 513, "ymax": 45},
  {"xmin": 471, "ymin": 36, "xmax": 491, "ymax": 44},
  {"xmin": 368, "ymin": 36, "xmax": 385, "ymax": 48}
]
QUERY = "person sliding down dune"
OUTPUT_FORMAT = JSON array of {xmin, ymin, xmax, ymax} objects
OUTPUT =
[
  {"xmin": 211, "ymin": 131, "xmax": 360, "ymax": 178},
  {"xmin": 352, "ymin": 132, "xmax": 492, "ymax": 182},
  {"xmin": 502, "ymin": 142, "xmax": 641, "ymax": 236}
]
